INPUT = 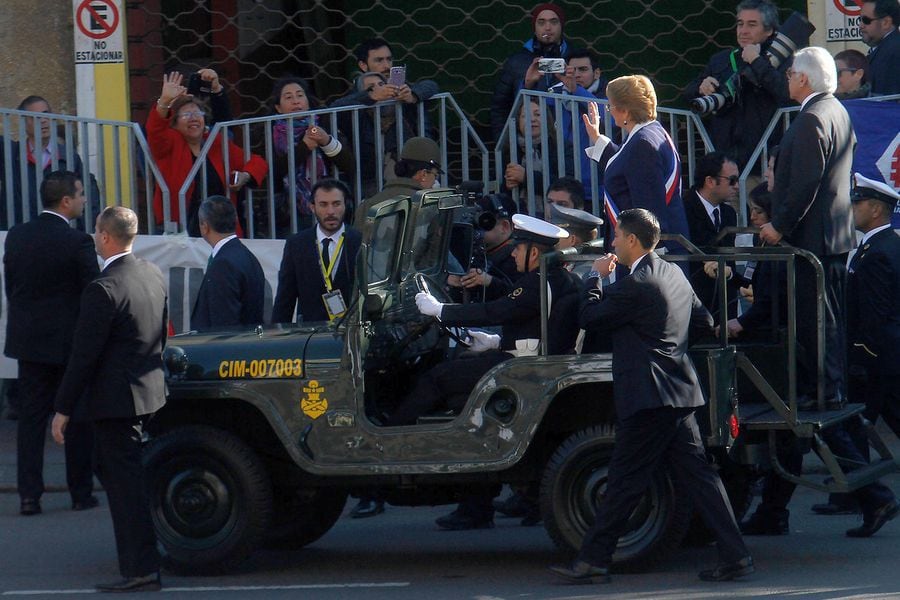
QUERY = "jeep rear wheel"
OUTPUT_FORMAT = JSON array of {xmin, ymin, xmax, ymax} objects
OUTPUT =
[
  {"xmin": 144, "ymin": 426, "xmax": 272, "ymax": 573},
  {"xmin": 266, "ymin": 487, "xmax": 348, "ymax": 548},
  {"xmin": 540, "ymin": 425, "xmax": 692, "ymax": 571}
]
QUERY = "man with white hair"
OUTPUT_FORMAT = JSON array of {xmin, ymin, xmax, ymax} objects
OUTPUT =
[{"xmin": 759, "ymin": 46, "xmax": 855, "ymax": 410}]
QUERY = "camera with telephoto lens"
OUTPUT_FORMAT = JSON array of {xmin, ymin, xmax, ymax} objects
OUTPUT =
[{"xmin": 691, "ymin": 12, "xmax": 815, "ymax": 116}]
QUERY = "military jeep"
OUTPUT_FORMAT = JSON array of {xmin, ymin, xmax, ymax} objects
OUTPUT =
[{"xmin": 148, "ymin": 188, "xmax": 897, "ymax": 574}]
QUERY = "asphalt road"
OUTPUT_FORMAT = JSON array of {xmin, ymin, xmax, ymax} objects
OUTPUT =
[{"xmin": 2, "ymin": 483, "xmax": 899, "ymax": 600}]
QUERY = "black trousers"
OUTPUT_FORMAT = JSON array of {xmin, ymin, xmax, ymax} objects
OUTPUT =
[
  {"xmin": 17, "ymin": 361, "xmax": 94, "ymax": 502},
  {"xmin": 386, "ymin": 350, "xmax": 511, "ymax": 426},
  {"xmin": 578, "ymin": 407, "xmax": 748, "ymax": 567},
  {"xmin": 796, "ymin": 255, "xmax": 847, "ymax": 400},
  {"xmin": 93, "ymin": 417, "xmax": 159, "ymax": 578}
]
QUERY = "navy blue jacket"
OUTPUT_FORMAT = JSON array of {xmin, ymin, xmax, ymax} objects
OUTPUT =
[{"xmin": 191, "ymin": 237, "xmax": 265, "ymax": 331}]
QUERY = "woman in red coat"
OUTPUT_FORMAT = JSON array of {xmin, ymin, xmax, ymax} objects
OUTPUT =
[{"xmin": 148, "ymin": 71, "xmax": 267, "ymax": 236}]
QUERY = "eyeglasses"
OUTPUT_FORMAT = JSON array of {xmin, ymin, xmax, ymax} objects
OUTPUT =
[
  {"xmin": 785, "ymin": 68, "xmax": 794, "ymax": 79},
  {"xmin": 605, "ymin": 103, "xmax": 616, "ymax": 112},
  {"xmin": 716, "ymin": 175, "xmax": 740, "ymax": 186},
  {"xmin": 177, "ymin": 111, "xmax": 204, "ymax": 120},
  {"xmin": 837, "ymin": 68, "xmax": 860, "ymax": 75},
  {"xmin": 860, "ymin": 15, "xmax": 883, "ymax": 25}
]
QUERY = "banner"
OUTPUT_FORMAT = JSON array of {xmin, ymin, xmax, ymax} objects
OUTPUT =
[
  {"xmin": 844, "ymin": 99, "xmax": 900, "ymax": 228},
  {"xmin": 0, "ymin": 234, "xmax": 286, "ymax": 378}
]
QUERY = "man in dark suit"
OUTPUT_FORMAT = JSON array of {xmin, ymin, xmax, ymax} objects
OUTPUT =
[
  {"xmin": 191, "ymin": 195, "xmax": 265, "ymax": 331},
  {"xmin": 272, "ymin": 179, "xmax": 361, "ymax": 324},
  {"xmin": 860, "ymin": 0, "xmax": 900, "ymax": 95},
  {"xmin": 683, "ymin": 152, "xmax": 741, "ymax": 321},
  {"xmin": 760, "ymin": 46, "xmax": 856, "ymax": 409},
  {"xmin": 3, "ymin": 170, "xmax": 99, "ymax": 516},
  {"xmin": 551, "ymin": 209, "xmax": 752, "ymax": 584},
  {"xmin": 51, "ymin": 207, "xmax": 167, "ymax": 593}
]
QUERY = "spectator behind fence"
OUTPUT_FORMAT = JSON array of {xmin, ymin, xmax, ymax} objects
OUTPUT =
[
  {"xmin": 682, "ymin": 0, "xmax": 791, "ymax": 170},
  {"xmin": 583, "ymin": 75, "xmax": 690, "ymax": 255},
  {"xmin": 859, "ymin": 0, "xmax": 900, "ymax": 95},
  {"xmin": 268, "ymin": 76, "xmax": 355, "ymax": 235},
  {"xmin": 0, "ymin": 95, "xmax": 101, "ymax": 231},
  {"xmin": 331, "ymin": 38, "xmax": 439, "ymax": 197},
  {"xmin": 147, "ymin": 70, "xmax": 267, "ymax": 237},
  {"xmin": 190, "ymin": 195, "xmax": 265, "ymax": 332},
  {"xmin": 489, "ymin": 3, "xmax": 583, "ymax": 141},
  {"xmin": 4, "ymin": 170, "xmax": 99, "ymax": 517},
  {"xmin": 568, "ymin": 49, "xmax": 609, "ymax": 100},
  {"xmin": 504, "ymin": 98, "xmax": 573, "ymax": 213},
  {"xmin": 683, "ymin": 152, "xmax": 741, "ymax": 322},
  {"xmin": 834, "ymin": 49, "xmax": 870, "ymax": 99}
]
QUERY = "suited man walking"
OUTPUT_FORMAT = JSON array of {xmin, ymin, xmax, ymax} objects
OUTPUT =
[
  {"xmin": 52, "ymin": 207, "xmax": 167, "ymax": 593},
  {"xmin": 760, "ymin": 46, "xmax": 856, "ymax": 409},
  {"xmin": 4, "ymin": 170, "xmax": 99, "ymax": 516},
  {"xmin": 550, "ymin": 209, "xmax": 752, "ymax": 584},
  {"xmin": 191, "ymin": 195, "xmax": 265, "ymax": 331},
  {"xmin": 683, "ymin": 152, "xmax": 741, "ymax": 320},
  {"xmin": 272, "ymin": 179, "xmax": 361, "ymax": 324}
]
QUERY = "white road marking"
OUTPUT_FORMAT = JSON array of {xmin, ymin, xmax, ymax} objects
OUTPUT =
[{"xmin": 2, "ymin": 582, "xmax": 410, "ymax": 595}]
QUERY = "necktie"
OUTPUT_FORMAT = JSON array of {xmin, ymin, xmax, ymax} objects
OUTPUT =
[
  {"xmin": 849, "ymin": 240, "xmax": 864, "ymax": 273},
  {"xmin": 712, "ymin": 207, "xmax": 721, "ymax": 231},
  {"xmin": 321, "ymin": 238, "xmax": 332, "ymax": 269},
  {"xmin": 207, "ymin": 253, "xmax": 214, "ymax": 269}
]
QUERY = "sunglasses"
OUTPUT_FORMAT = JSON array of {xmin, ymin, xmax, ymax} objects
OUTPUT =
[
  {"xmin": 716, "ymin": 175, "xmax": 740, "ymax": 186},
  {"xmin": 860, "ymin": 15, "xmax": 883, "ymax": 25}
]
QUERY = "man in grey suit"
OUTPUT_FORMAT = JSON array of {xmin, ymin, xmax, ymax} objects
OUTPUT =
[
  {"xmin": 550, "ymin": 209, "xmax": 752, "ymax": 584},
  {"xmin": 52, "ymin": 207, "xmax": 167, "ymax": 593},
  {"xmin": 760, "ymin": 46, "xmax": 856, "ymax": 409},
  {"xmin": 4, "ymin": 170, "xmax": 99, "ymax": 516}
]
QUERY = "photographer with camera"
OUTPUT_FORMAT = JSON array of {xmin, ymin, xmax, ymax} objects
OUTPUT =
[{"xmin": 682, "ymin": 0, "xmax": 792, "ymax": 171}]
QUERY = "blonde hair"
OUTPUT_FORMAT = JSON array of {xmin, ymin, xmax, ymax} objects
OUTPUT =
[{"xmin": 606, "ymin": 75, "xmax": 657, "ymax": 123}]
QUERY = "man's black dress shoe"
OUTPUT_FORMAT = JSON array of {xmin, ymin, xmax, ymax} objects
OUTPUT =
[
  {"xmin": 698, "ymin": 556, "xmax": 755, "ymax": 581},
  {"xmin": 349, "ymin": 498, "xmax": 385, "ymax": 519},
  {"xmin": 846, "ymin": 499, "xmax": 900, "ymax": 538},
  {"xmin": 435, "ymin": 510, "xmax": 494, "ymax": 530},
  {"xmin": 548, "ymin": 560, "xmax": 611, "ymax": 584},
  {"xmin": 20, "ymin": 499, "xmax": 41, "ymax": 516},
  {"xmin": 96, "ymin": 573, "xmax": 161, "ymax": 593},
  {"xmin": 72, "ymin": 496, "xmax": 100, "ymax": 511}
]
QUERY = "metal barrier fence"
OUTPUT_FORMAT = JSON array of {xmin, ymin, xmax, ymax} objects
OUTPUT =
[
  {"xmin": 495, "ymin": 89, "xmax": 715, "ymax": 217},
  {"xmin": 0, "ymin": 107, "xmax": 168, "ymax": 233},
  {"xmin": 736, "ymin": 93, "xmax": 900, "ymax": 224},
  {"xmin": 176, "ymin": 92, "xmax": 490, "ymax": 238}
]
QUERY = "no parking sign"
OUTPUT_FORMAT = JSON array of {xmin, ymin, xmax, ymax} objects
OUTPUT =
[
  {"xmin": 73, "ymin": 0, "xmax": 125, "ymax": 63},
  {"xmin": 825, "ymin": 0, "xmax": 864, "ymax": 42}
]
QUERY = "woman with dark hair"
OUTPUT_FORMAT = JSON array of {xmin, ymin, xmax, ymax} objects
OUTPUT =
[
  {"xmin": 269, "ymin": 77, "xmax": 354, "ymax": 234},
  {"xmin": 834, "ymin": 49, "xmax": 870, "ymax": 99},
  {"xmin": 148, "ymin": 70, "xmax": 267, "ymax": 237}
]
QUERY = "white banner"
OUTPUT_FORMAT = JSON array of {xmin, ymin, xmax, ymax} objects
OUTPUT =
[{"xmin": 0, "ymin": 233, "xmax": 286, "ymax": 378}]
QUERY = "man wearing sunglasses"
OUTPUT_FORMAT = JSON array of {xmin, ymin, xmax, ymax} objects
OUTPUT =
[
  {"xmin": 683, "ymin": 152, "xmax": 742, "ymax": 320},
  {"xmin": 859, "ymin": 0, "xmax": 900, "ymax": 95}
]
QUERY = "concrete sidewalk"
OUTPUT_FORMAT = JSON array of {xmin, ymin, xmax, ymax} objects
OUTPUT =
[{"xmin": 0, "ymin": 411, "xmax": 897, "ymax": 495}]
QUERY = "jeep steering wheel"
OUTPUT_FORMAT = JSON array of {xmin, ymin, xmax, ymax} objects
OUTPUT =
[{"xmin": 414, "ymin": 273, "xmax": 470, "ymax": 348}]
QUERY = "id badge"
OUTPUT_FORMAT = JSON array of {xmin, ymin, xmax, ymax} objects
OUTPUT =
[{"xmin": 322, "ymin": 290, "xmax": 347, "ymax": 320}]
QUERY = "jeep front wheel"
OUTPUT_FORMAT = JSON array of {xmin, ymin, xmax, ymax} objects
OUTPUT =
[
  {"xmin": 144, "ymin": 425, "xmax": 273, "ymax": 573},
  {"xmin": 540, "ymin": 425, "xmax": 692, "ymax": 571},
  {"xmin": 266, "ymin": 487, "xmax": 347, "ymax": 548}
]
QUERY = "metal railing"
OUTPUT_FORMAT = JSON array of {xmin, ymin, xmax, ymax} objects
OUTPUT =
[
  {"xmin": 0, "ymin": 107, "xmax": 168, "ymax": 233},
  {"xmin": 174, "ymin": 93, "xmax": 490, "ymax": 238},
  {"xmin": 495, "ymin": 89, "xmax": 715, "ymax": 217}
]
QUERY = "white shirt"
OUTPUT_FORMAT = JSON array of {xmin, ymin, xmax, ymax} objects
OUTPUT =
[
  {"xmin": 41, "ymin": 209, "xmax": 70, "ymax": 225},
  {"xmin": 102, "ymin": 251, "xmax": 130, "ymax": 270},
  {"xmin": 695, "ymin": 191, "xmax": 721, "ymax": 227},
  {"xmin": 860, "ymin": 223, "xmax": 892, "ymax": 246},
  {"xmin": 799, "ymin": 91, "xmax": 825, "ymax": 111},
  {"xmin": 316, "ymin": 223, "xmax": 346, "ymax": 274},
  {"xmin": 211, "ymin": 234, "xmax": 237, "ymax": 258}
]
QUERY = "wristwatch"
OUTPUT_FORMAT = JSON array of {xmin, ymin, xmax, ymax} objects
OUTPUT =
[{"xmin": 587, "ymin": 270, "xmax": 602, "ymax": 280}]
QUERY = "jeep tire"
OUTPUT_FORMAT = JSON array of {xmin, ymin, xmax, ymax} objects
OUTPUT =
[
  {"xmin": 144, "ymin": 425, "xmax": 273, "ymax": 573},
  {"xmin": 540, "ymin": 424, "xmax": 692, "ymax": 571},
  {"xmin": 266, "ymin": 487, "xmax": 348, "ymax": 548}
]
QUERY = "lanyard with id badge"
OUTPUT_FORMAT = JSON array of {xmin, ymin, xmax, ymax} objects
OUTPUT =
[{"xmin": 319, "ymin": 234, "xmax": 347, "ymax": 320}]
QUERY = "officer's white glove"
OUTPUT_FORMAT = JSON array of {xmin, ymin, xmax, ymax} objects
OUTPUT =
[
  {"xmin": 468, "ymin": 330, "xmax": 501, "ymax": 352},
  {"xmin": 415, "ymin": 292, "xmax": 444, "ymax": 319}
]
